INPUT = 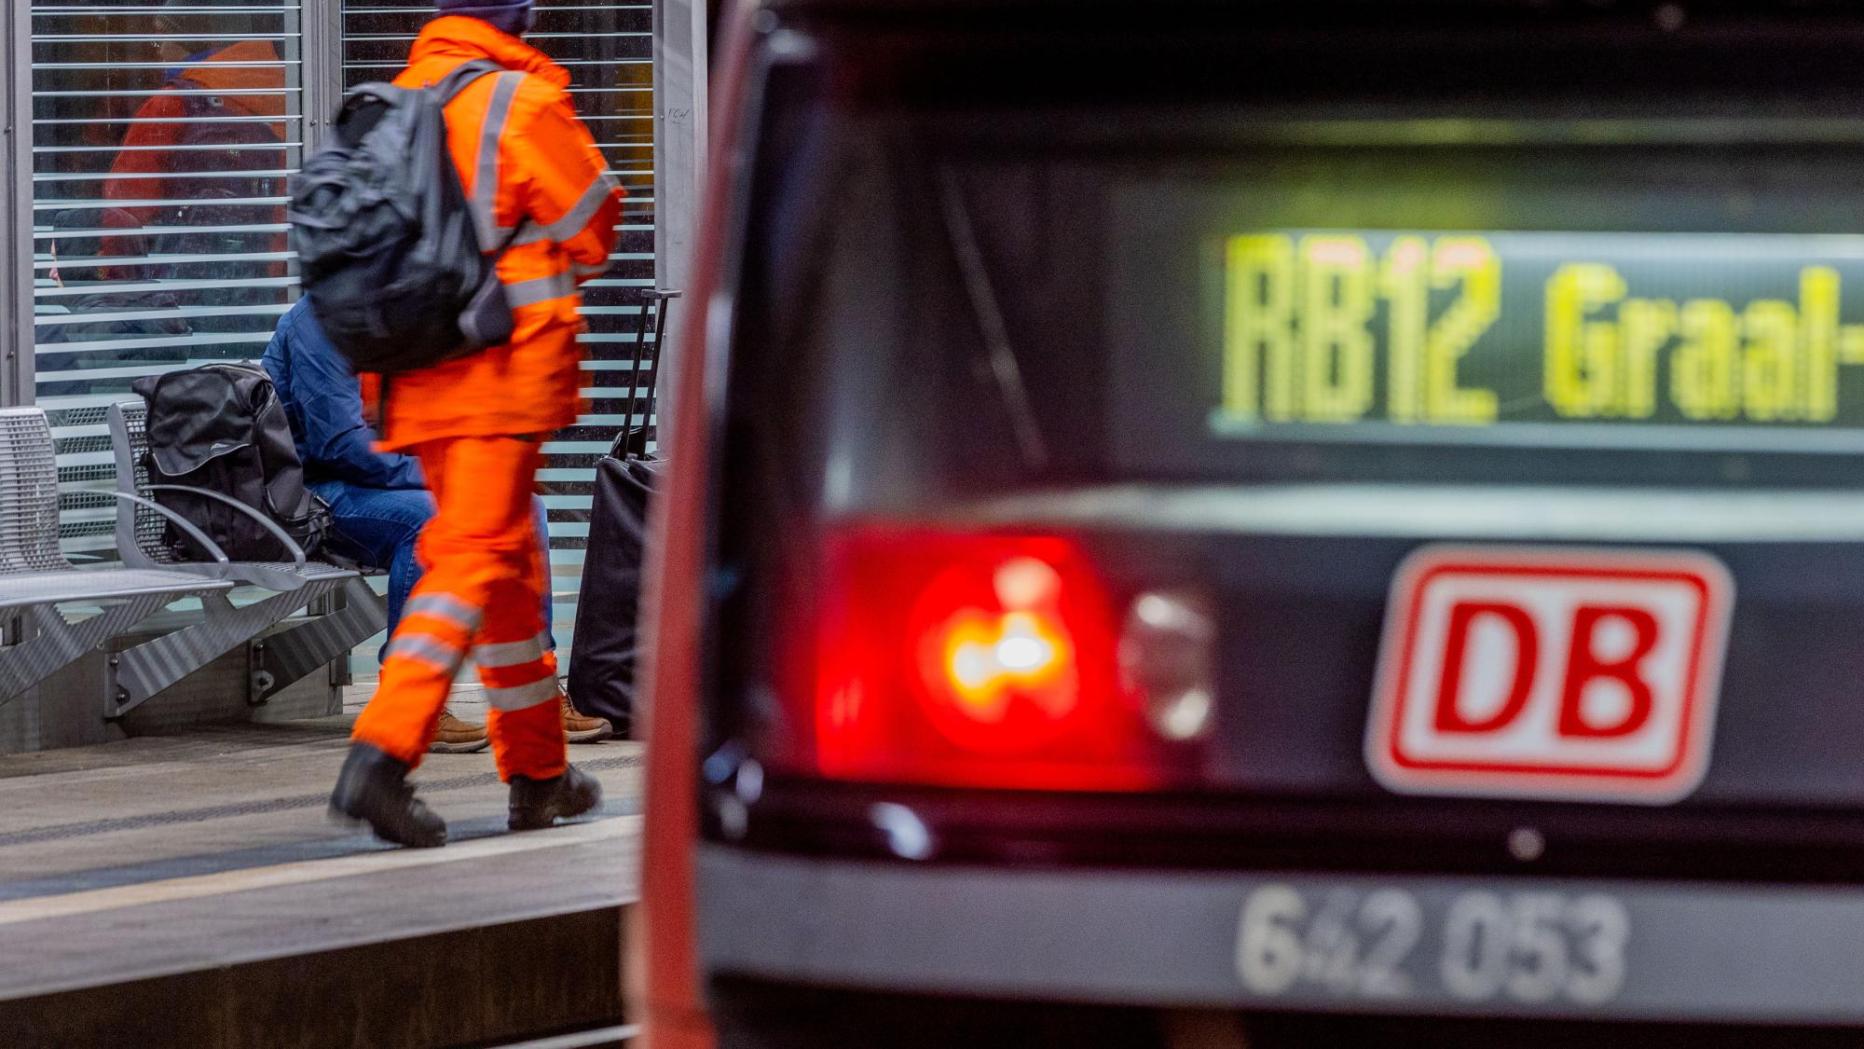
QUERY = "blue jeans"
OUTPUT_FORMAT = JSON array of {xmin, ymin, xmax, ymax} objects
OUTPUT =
[{"xmin": 313, "ymin": 481, "xmax": 554, "ymax": 659}]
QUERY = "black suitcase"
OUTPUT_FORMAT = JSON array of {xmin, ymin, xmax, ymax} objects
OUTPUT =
[{"xmin": 566, "ymin": 289, "xmax": 679, "ymax": 735}]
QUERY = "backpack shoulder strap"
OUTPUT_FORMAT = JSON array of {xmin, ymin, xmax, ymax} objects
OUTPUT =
[{"xmin": 432, "ymin": 59, "xmax": 507, "ymax": 103}]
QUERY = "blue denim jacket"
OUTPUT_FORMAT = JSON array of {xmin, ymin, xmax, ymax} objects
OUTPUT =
[{"xmin": 261, "ymin": 299, "xmax": 425, "ymax": 490}]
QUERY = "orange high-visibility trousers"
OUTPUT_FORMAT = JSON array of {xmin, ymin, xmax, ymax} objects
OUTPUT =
[{"xmin": 351, "ymin": 435, "xmax": 566, "ymax": 781}]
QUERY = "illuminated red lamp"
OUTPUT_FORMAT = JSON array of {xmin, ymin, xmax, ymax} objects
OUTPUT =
[{"xmin": 811, "ymin": 527, "xmax": 1161, "ymax": 791}]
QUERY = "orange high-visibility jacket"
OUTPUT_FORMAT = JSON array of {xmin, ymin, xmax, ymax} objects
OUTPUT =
[
  {"xmin": 381, "ymin": 16, "xmax": 624, "ymax": 448},
  {"xmin": 104, "ymin": 39, "xmax": 290, "ymax": 227}
]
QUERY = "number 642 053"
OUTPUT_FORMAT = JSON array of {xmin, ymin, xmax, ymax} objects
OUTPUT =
[{"xmin": 1235, "ymin": 883, "xmax": 1631, "ymax": 1007}]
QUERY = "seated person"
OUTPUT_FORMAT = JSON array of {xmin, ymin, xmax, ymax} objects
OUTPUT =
[{"xmin": 262, "ymin": 298, "xmax": 613, "ymax": 752}]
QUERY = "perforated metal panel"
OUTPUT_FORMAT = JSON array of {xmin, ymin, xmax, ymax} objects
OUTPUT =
[
  {"xmin": 108, "ymin": 399, "xmax": 178, "ymax": 567},
  {"xmin": 0, "ymin": 408, "xmax": 74, "ymax": 573},
  {"xmin": 48, "ymin": 403, "xmax": 117, "ymax": 562}
]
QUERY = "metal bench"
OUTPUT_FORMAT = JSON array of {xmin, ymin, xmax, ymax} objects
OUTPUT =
[
  {"xmin": 0, "ymin": 407, "xmax": 234, "ymax": 707},
  {"xmin": 108, "ymin": 400, "xmax": 386, "ymax": 715}
]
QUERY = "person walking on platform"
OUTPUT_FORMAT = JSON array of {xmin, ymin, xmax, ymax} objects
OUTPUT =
[
  {"xmin": 329, "ymin": 0, "xmax": 624, "ymax": 848},
  {"xmin": 263, "ymin": 299, "xmax": 617, "ymax": 754}
]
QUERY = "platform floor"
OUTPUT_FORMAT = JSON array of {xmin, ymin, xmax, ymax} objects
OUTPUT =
[{"xmin": 0, "ymin": 701, "xmax": 640, "ymax": 1046}]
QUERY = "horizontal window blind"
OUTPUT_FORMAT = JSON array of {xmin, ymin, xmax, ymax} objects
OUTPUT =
[
  {"xmin": 27, "ymin": 0, "xmax": 656, "ymax": 659},
  {"xmin": 343, "ymin": 0, "xmax": 657, "ymax": 663},
  {"xmin": 31, "ymin": 0, "xmax": 304, "ymax": 563}
]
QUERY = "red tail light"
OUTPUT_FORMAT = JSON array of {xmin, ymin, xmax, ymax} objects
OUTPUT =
[{"xmin": 804, "ymin": 528, "xmax": 1165, "ymax": 791}]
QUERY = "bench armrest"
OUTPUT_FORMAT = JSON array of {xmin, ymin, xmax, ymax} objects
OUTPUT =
[
  {"xmin": 108, "ymin": 492, "xmax": 231, "ymax": 575},
  {"xmin": 144, "ymin": 485, "xmax": 307, "ymax": 569}
]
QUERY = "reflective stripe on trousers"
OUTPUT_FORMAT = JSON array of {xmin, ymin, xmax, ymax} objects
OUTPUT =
[
  {"xmin": 404, "ymin": 593, "xmax": 483, "ymax": 633},
  {"xmin": 351, "ymin": 436, "xmax": 566, "ymax": 780},
  {"xmin": 483, "ymin": 675, "xmax": 558, "ymax": 712},
  {"xmin": 383, "ymin": 632, "xmax": 467, "ymax": 677},
  {"xmin": 474, "ymin": 632, "xmax": 551, "ymax": 669}
]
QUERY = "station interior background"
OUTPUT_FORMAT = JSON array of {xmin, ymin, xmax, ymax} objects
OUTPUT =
[{"xmin": 21, "ymin": 0, "xmax": 657, "ymax": 681}]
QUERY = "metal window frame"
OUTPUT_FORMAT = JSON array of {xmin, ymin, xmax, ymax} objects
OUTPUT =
[
  {"xmin": 303, "ymin": 0, "xmax": 342, "ymax": 155},
  {"xmin": 3, "ymin": 0, "xmax": 32, "ymax": 407},
  {"xmin": 653, "ymin": 0, "xmax": 708, "ymax": 395},
  {"xmin": 6, "ymin": 0, "xmax": 329, "ymax": 406}
]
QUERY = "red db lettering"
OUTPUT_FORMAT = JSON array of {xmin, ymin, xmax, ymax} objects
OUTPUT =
[
  {"xmin": 1372, "ymin": 548, "xmax": 1731, "ymax": 802},
  {"xmin": 1559, "ymin": 605, "xmax": 1659, "ymax": 739},
  {"xmin": 1434, "ymin": 601, "xmax": 1539, "ymax": 734}
]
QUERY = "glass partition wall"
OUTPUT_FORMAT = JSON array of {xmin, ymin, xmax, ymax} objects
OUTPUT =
[
  {"xmin": 10, "ymin": 1, "xmax": 655, "ymax": 665},
  {"xmin": 29, "ymin": 0, "xmax": 305, "ymax": 562}
]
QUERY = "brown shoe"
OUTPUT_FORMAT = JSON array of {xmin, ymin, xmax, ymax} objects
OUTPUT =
[
  {"xmin": 430, "ymin": 708, "xmax": 490, "ymax": 754},
  {"xmin": 561, "ymin": 692, "xmax": 614, "ymax": 744}
]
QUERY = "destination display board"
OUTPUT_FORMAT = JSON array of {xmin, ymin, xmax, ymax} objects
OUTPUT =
[
  {"xmin": 1214, "ymin": 231, "xmax": 1864, "ymax": 435},
  {"xmin": 1096, "ymin": 148, "xmax": 1864, "ymax": 483}
]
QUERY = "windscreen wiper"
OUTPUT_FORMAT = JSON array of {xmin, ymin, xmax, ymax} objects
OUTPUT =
[{"xmin": 937, "ymin": 165, "xmax": 1051, "ymax": 473}]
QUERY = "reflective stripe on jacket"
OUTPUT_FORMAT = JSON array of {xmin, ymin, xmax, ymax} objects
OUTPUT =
[{"xmin": 380, "ymin": 16, "xmax": 624, "ymax": 449}]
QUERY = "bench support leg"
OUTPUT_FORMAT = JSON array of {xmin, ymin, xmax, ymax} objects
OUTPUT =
[
  {"xmin": 106, "ymin": 581, "xmax": 348, "ymax": 718},
  {"xmin": 0, "ymin": 595, "xmax": 176, "ymax": 706},
  {"xmin": 248, "ymin": 577, "xmax": 386, "ymax": 705}
]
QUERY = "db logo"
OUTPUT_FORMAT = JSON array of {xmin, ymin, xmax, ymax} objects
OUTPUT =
[{"xmin": 1366, "ymin": 546, "xmax": 1734, "ymax": 804}]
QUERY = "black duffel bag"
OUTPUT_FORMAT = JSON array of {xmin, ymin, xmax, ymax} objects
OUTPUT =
[
  {"xmin": 566, "ymin": 289, "xmax": 679, "ymax": 736},
  {"xmin": 567, "ymin": 450, "xmax": 663, "ymax": 734},
  {"xmin": 133, "ymin": 362, "xmax": 330, "ymax": 563}
]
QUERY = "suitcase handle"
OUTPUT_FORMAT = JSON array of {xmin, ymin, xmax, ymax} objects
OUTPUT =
[{"xmin": 615, "ymin": 287, "xmax": 683, "ymax": 460}]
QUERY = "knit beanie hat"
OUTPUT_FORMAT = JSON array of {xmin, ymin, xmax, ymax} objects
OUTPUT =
[{"xmin": 435, "ymin": 0, "xmax": 535, "ymax": 37}]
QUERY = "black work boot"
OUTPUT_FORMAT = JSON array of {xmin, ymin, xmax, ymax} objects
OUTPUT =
[
  {"xmin": 330, "ymin": 744, "xmax": 448, "ymax": 848},
  {"xmin": 508, "ymin": 764, "xmax": 603, "ymax": 831}
]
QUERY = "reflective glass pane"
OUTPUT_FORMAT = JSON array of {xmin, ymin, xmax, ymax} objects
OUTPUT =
[{"xmin": 30, "ymin": 0, "xmax": 304, "ymax": 561}]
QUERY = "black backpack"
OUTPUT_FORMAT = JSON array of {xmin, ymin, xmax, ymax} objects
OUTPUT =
[
  {"xmin": 287, "ymin": 60, "xmax": 514, "ymax": 375},
  {"xmin": 132, "ymin": 364, "xmax": 330, "ymax": 563}
]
